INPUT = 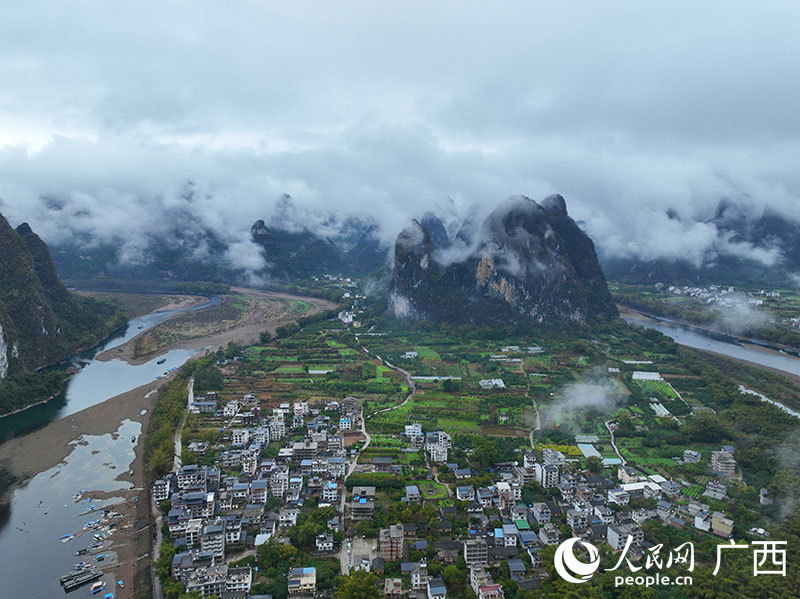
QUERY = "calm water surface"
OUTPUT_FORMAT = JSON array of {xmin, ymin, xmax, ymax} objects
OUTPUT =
[{"xmin": 0, "ymin": 296, "xmax": 218, "ymax": 596}]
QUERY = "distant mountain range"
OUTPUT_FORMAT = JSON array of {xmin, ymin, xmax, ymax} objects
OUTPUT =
[
  {"xmin": 389, "ymin": 195, "xmax": 618, "ymax": 325},
  {"xmin": 0, "ymin": 214, "xmax": 122, "ymax": 379},
  {"xmin": 50, "ymin": 194, "xmax": 390, "ymax": 284},
  {"xmin": 602, "ymin": 199, "xmax": 800, "ymax": 285}
]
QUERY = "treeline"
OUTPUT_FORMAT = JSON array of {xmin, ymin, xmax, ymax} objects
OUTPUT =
[
  {"xmin": 144, "ymin": 368, "xmax": 192, "ymax": 479},
  {"xmin": 616, "ymin": 292, "xmax": 800, "ymax": 350},
  {"xmin": 64, "ymin": 278, "xmax": 230, "ymax": 296},
  {"xmin": 269, "ymin": 306, "xmax": 343, "ymax": 340},
  {"xmin": 344, "ymin": 473, "xmax": 405, "ymax": 489},
  {"xmin": 0, "ymin": 370, "xmax": 65, "ymax": 416}
]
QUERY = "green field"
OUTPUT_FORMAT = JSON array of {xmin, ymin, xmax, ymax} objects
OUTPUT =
[
  {"xmin": 633, "ymin": 379, "xmax": 678, "ymax": 399},
  {"xmin": 411, "ymin": 480, "xmax": 449, "ymax": 499}
]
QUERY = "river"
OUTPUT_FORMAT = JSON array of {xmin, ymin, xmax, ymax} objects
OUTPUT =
[
  {"xmin": 0, "ymin": 296, "xmax": 219, "ymax": 598},
  {"xmin": 624, "ymin": 309, "xmax": 800, "ymax": 421},
  {"xmin": 0, "ymin": 296, "xmax": 220, "ymax": 443}
]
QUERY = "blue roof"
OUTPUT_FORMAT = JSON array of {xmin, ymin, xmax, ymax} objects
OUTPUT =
[{"xmin": 494, "ymin": 527, "xmax": 504, "ymax": 538}]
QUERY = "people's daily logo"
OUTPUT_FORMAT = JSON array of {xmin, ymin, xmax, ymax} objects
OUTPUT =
[
  {"xmin": 554, "ymin": 536, "xmax": 787, "ymax": 588},
  {"xmin": 554, "ymin": 538, "xmax": 601, "ymax": 584}
]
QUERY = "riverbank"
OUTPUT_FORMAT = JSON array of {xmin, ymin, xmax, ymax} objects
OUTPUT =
[
  {"xmin": 618, "ymin": 304, "xmax": 800, "ymax": 355},
  {"xmin": 0, "ymin": 376, "xmax": 165, "ymax": 482},
  {"xmin": 97, "ymin": 288, "xmax": 336, "ymax": 366},
  {"xmin": 0, "ymin": 374, "xmax": 171, "ymax": 599},
  {"xmin": 622, "ymin": 305, "xmax": 800, "ymax": 385}
]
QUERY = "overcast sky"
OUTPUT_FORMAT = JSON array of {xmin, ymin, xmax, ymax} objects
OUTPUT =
[{"xmin": 1, "ymin": 1, "xmax": 800, "ymax": 270}]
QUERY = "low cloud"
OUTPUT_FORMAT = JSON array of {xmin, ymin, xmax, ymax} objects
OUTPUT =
[
  {"xmin": 709, "ymin": 292, "xmax": 772, "ymax": 334},
  {"xmin": 1, "ymin": 2, "xmax": 800, "ymax": 275},
  {"xmin": 542, "ymin": 370, "xmax": 627, "ymax": 430}
]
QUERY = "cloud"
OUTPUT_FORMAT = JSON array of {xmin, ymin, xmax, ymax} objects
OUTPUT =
[
  {"xmin": 543, "ymin": 370, "xmax": 627, "ymax": 429},
  {"xmin": 0, "ymin": 2, "xmax": 799, "ymax": 275},
  {"xmin": 709, "ymin": 292, "xmax": 772, "ymax": 334}
]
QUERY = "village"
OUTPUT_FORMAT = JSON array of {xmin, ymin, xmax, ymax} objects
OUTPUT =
[{"xmin": 147, "ymin": 289, "xmax": 790, "ymax": 599}]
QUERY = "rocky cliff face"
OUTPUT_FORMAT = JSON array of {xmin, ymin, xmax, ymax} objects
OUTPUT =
[
  {"xmin": 0, "ymin": 214, "xmax": 121, "ymax": 378},
  {"xmin": 389, "ymin": 195, "xmax": 618, "ymax": 325}
]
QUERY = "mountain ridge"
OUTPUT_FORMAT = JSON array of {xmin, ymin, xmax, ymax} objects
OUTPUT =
[
  {"xmin": 389, "ymin": 194, "xmax": 618, "ymax": 326},
  {"xmin": 0, "ymin": 213, "xmax": 123, "ymax": 379}
]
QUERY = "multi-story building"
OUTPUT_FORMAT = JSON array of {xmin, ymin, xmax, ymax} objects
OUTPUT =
[
  {"xmin": 250, "ymin": 479, "xmax": 268, "ymax": 504},
  {"xmin": 288, "ymin": 567, "xmax": 316, "ymax": 596},
  {"xmin": 293, "ymin": 440, "xmax": 319, "ymax": 460},
  {"xmin": 566, "ymin": 509, "xmax": 588, "ymax": 529},
  {"xmin": 379, "ymin": 524, "xmax": 407, "ymax": 561},
  {"xmin": 428, "ymin": 444, "xmax": 448, "ymax": 463},
  {"xmin": 327, "ymin": 457, "xmax": 347, "ymax": 479},
  {"xmin": 607, "ymin": 488, "xmax": 631, "ymax": 506},
  {"xmin": 532, "ymin": 503, "xmax": 551, "ymax": 524},
  {"xmin": 538, "ymin": 523, "xmax": 561, "ymax": 546},
  {"xmin": 427, "ymin": 577, "xmax": 447, "ymax": 599},
  {"xmin": 711, "ymin": 450, "xmax": 737, "ymax": 477},
  {"xmin": 232, "ymin": 429, "xmax": 250, "ymax": 446},
  {"xmin": 185, "ymin": 518, "xmax": 203, "ymax": 547},
  {"xmin": 270, "ymin": 468, "xmax": 289, "ymax": 497},
  {"xmin": 618, "ymin": 465, "xmax": 640, "ymax": 484},
  {"xmin": 316, "ymin": 534, "xmax": 335, "ymax": 553},
  {"xmin": 607, "ymin": 524, "xmax": 644, "ymax": 550},
  {"xmin": 542, "ymin": 448, "xmax": 567, "ymax": 467},
  {"xmin": 269, "ymin": 416, "xmax": 286, "ymax": 441},
  {"xmin": 177, "ymin": 464, "xmax": 207, "ymax": 490},
  {"xmin": 322, "ymin": 481, "xmax": 340, "ymax": 503},
  {"xmin": 351, "ymin": 486, "xmax": 376, "ymax": 520},
  {"xmin": 411, "ymin": 561, "xmax": 429, "ymax": 591},
  {"xmin": 153, "ymin": 476, "xmax": 172, "ymax": 502},
  {"xmin": 201, "ymin": 523, "xmax": 225, "ymax": 559},
  {"xmin": 533, "ymin": 463, "xmax": 559, "ymax": 488},
  {"xmin": 464, "ymin": 538, "xmax": 489, "ymax": 566}
]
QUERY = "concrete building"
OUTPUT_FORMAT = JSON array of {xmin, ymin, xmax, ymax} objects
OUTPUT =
[
  {"xmin": 607, "ymin": 524, "xmax": 644, "ymax": 550},
  {"xmin": 379, "ymin": 524, "xmax": 408, "ymax": 561},
  {"xmin": 464, "ymin": 538, "xmax": 489, "ymax": 566},
  {"xmin": 288, "ymin": 567, "xmax": 316, "ymax": 596}
]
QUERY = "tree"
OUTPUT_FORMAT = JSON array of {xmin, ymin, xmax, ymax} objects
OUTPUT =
[
  {"xmin": 259, "ymin": 330, "xmax": 273, "ymax": 344},
  {"xmin": 334, "ymin": 570, "xmax": 382, "ymax": 599},
  {"xmin": 586, "ymin": 455, "xmax": 603, "ymax": 473}
]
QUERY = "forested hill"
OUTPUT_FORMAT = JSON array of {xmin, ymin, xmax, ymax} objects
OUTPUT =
[{"xmin": 0, "ymin": 213, "xmax": 124, "ymax": 383}]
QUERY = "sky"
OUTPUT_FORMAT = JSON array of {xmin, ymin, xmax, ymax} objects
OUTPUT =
[{"xmin": 1, "ymin": 1, "xmax": 800, "ymax": 272}]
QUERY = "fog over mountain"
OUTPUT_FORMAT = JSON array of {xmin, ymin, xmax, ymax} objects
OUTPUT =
[{"xmin": 2, "ymin": 2, "xmax": 800, "ymax": 281}]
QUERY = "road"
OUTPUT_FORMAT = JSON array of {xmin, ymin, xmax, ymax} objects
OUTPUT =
[
  {"xmin": 365, "ymin": 358, "xmax": 416, "ymax": 420},
  {"xmin": 150, "ymin": 493, "xmax": 165, "ymax": 599},
  {"xmin": 605, "ymin": 420, "xmax": 626, "ymax": 465},
  {"xmin": 173, "ymin": 377, "xmax": 193, "ymax": 471},
  {"xmin": 338, "ymin": 404, "xmax": 370, "ymax": 574},
  {"xmin": 520, "ymin": 363, "xmax": 541, "ymax": 449},
  {"xmin": 154, "ymin": 376, "xmax": 194, "ymax": 599},
  {"xmin": 337, "ymin": 343, "xmax": 418, "ymax": 575}
]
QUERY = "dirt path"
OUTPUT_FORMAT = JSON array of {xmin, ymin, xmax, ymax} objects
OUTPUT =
[
  {"xmin": 605, "ymin": 420, "xmax": 626, "ymax": 465},
  {"xmin": 520, "ymin": 363, "xmax": 541, "ymax": 449}
]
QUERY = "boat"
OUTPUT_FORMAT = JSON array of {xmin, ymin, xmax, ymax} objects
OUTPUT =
[
  {"xmin": 90, "ymin": 580, "xmax": 106, "ymax": 595},
  {"xmin": 60, "ymin": 533, "xmax": 74, "ymax": 543},
  {"xmin": 59, "ymin": 567, "xmax": 102, "ymax": 591},
  {"xmin": 157, "ymin": 357, "xmax": 166, "ymax": 364}
]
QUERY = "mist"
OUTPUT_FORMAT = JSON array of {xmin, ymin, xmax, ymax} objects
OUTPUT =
[
  {"xmin": 709, "ymin": 292, "xmax": 773, "ymax": 335},
  {"xmin": 2, "ymin": 2, "xmax": 800, "ymax": 277},
  {"xmin": 542, "ymin": 370, "xmax": 627, "ymax": 430}
]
